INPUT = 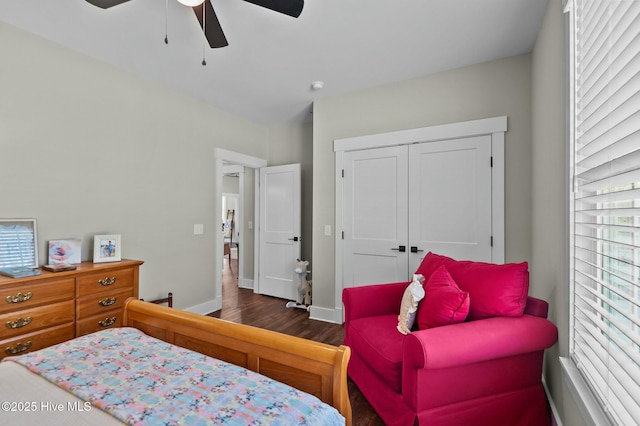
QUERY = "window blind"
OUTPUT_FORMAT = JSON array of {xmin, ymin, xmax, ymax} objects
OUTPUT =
[{"xmin": 569, "ymin": 1, "xmax": 640, "ymax": 424}]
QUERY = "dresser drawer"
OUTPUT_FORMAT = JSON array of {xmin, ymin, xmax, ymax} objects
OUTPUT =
[
  {"xmin": 77, "ymin": 268, "xmax": 134, "ymax": 297},
  {"xmin": 0, "ymin": 300, "xmax": 74, "ymax": 340},
  {"xmin": 77, "ymin": 288, "xmax": 133, "ymax": 319},
  {"xmin": 0, "ymin": 279, "xmax": 75, "ymax": 315},
  {"xmin": 1, "ymin": 323, "xmax": 75, "ymax": 360},
  {"xmin": 76, "ymin": 311, "xmax": 123, "ymax": 336}
]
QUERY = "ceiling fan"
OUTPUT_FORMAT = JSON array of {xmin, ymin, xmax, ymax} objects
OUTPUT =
[{"xmin": 85, "ymin": 0, "xmax": 304, "ymax": 48}]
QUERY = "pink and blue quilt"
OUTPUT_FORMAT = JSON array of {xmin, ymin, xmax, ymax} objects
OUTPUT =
[{"xmin": 3, "ymin": 327, "xmax": 344, "ymax": 425}]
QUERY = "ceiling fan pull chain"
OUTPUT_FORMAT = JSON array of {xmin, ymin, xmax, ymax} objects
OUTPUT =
[
  {"xmin": 201, "ymin": 1, "xmax": 207, "ymax": 66},
  {"xmin": 164, "ymin": 0, "xmax": 169, "ymax": 44}
]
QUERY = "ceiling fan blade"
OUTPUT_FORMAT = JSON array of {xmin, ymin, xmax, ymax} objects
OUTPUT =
[
  {"xmin": 85, "ymin": 0, "xmax": 131, "ymax": 9},
  {"xmin": 243, "ymin": 0, "xmax": 304, "ymax": 18},
  {"xmin": 193, "ymin": 1, "xmax": 229, "ymax": 48}
]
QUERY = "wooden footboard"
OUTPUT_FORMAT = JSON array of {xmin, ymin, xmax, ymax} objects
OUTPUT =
[{"xmin": 122, "ymin": 298, "xmax": 352, "ymax": 425}]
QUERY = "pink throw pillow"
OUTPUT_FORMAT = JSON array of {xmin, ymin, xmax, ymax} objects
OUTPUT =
[
  {"xmin": 415, "ymin": 252, "xmax": 529, "ymax": 320},
  {"xmin": 416, "ymin": 266, "xmax": 469, "ymax": 329}
]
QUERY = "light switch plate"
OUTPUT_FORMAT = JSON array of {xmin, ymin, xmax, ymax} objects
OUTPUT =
[
  {"xmin": 324, "ymin": 225, "xmax": 331, "ymax": 236},
  {"xmin": 194, "ymin": 224, "xmax": 204, "ymax": 235}
]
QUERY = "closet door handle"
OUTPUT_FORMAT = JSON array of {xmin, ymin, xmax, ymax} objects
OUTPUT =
[
  {"xmin": 391, "ymin": 246, "xmax": 406, "ymax": 252},
  {"xmin": 410, "ymin": 246, "xmax": 424, "ymax": 253}
]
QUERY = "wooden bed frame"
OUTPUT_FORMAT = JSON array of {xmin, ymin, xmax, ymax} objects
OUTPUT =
[{"xmin": 122, "ymin": 298, "xmax": 352, "ymax": 425}]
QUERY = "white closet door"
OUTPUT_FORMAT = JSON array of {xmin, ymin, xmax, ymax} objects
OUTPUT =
[
  {"xmin": 257, "ymin": 164, "xmax": 301, "ymax": 300},
  {"xmin": 342, "ymin": 146, "xmax": 409, "ymax": 287},
  {"xmin": 408, "ymin": 136, "xmax": 493, "ymax": 273}
]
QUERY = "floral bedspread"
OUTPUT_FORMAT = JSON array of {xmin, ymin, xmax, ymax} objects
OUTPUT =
[{"xmin": 3, "ymin": 327, "xmax": 344, "ymax": 425}]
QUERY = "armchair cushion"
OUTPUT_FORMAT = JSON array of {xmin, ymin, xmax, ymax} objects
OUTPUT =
[
  {"xmin": 416, "ymin": 252, "xmax": 529, "ymax": 320},
  {"xmin": 416, "ymin": 265, "xmax": 469, "ymax": 329},
  {"xmin": 349, "ymin": 314, "xmax": 405, "ymax": 392}
]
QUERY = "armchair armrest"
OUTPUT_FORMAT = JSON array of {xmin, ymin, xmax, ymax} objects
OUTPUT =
[
  {"xmin": 404, "ymin": 315, "xmax": 558, "ymax": 370},
  {"xmin": 524, "ymin": 296, "xmax": 549, "ymax": 318},
  {"xmin": 342, "ymin": 282, "xmax": 408, "ymax": 323}
]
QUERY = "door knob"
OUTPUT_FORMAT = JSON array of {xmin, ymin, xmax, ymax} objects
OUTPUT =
[
  {"xmin": 288, "ymin": 237, "xmax": 300, "ymax": 242},
  {"xmin": 391, "ymin": 245, "xmax": 406, "ymax": 252},
  {"xmin": 410, "ymin": 246, "xmax": 424, "ymax": 253}
]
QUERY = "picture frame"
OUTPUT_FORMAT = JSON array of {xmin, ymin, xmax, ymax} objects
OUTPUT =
[
  {"xmin": 93, "ymin": 234, "xmax": 121, "ymax": 263},
  {"xmin": 0, "ymin": 218, "xmax": 39, "ymax": 269},
  {"xmin": 48, "ymin": 239, "xmax": 82, "ymax": 264}
]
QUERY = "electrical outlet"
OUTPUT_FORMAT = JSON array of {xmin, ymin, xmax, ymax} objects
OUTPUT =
[{"xmin": 193, "ymin": 224, "xmax": 204, "ymax": 235}]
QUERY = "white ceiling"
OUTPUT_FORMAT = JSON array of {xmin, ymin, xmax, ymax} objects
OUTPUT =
[{"xmin": 0, "ymin": 0, "xmax": 549, "ymax": 126}]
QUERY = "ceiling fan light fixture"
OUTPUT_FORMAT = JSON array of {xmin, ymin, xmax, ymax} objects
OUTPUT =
[{"xmin": 177, "ymin": 0, "xmax": 205, "ymax": 6}]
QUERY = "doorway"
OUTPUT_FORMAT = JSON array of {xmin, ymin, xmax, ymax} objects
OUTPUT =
[
  {"xmin": 214, "ymin": 149, "xmax": 267, "ymax": 313},
  {"xmin": 222, "ymin": 181, "xmax": 240, "ymax": 281}
]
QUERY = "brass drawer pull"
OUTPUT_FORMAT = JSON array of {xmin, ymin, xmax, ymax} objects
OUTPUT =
[
  {"xmin": 5, "ymin": 292, "xmax": 33, "ymax": 304},
  {"xmin": 6, "ymin": 316, "xmax": 32, "ymax": 329},
  {"xmin": 98, "ymin": 297, "xmax": 117, "ymax": 307},
  {"xmin": 99, "ymin": 317, "xmax": 116, "ymax": 327},
  {"xmin": 98, "ymin": 277, "xmax": 117, "ymax": 286},
  {"xmin": 6, "ymin": 341, "xmax": 32, "ymax": 355}
]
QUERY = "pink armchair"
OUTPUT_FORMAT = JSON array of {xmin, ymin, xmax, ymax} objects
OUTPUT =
[{"xmin": 342, "ymin": 254, "xmax": 558, "ymax": 425}]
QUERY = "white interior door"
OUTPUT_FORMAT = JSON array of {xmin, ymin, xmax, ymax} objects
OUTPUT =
[
  {"xmin": 408, "ymin": 136, "xmax": 493, "ymax": 273},
  {"xmin": 257, "ymin": 164, "xmax": 301, "ymax": 300},
  {"xmin": 342, "ymin": 146, "xmax": 409, "ymax": 287}
]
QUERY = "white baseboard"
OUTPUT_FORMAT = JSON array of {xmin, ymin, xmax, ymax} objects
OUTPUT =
[
  {"xmin": 238, "ymin": 278, "xmax": 253, "ymax": 290},
  {"xmin": 184, "ymin": 297, "xmax": 221, "ymax": 315},
  {"xmin": 309, "ymin": 305, "xmax": 342, "ymax": 324},
  {"xmin": 542, "ymin": 376, "xmax": 562, "ymax": 426}
]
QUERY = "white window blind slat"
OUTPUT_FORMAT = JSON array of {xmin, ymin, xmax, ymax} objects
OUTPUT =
[
  {"xmin": 574, "ymin": 249, "xmax": 640, "ymax": 286},
  {"xmin": 579, "ymin": 1, "xmax": 610, "ymax": 58},
  {"xmin": 580, "ymin": 1, "xmax": 635, "ymax": 82},
  {"xmin": 580, "ymin": 11, "xmax": 640, "ymax": 116},
  {"xmin": 574, "ymin": 272, "xmax": 640, "ymax": 344},
  {"xmin": 569, "ymin": 1, "xmax": 640, "ymax": 424},
  {"xmin": 573, "ymin": 314, "xmax": 640, "ymax": 399},
  {"xmin": 576, "ymin": 186, "xmax": 640, "ymax": 204},
  {"xmin": 576, "ymin": 167, "xmax": 640, "ymax": 191},
  {"xmin": 576, "ymin": 130, "xmax": 640, "ymax": 171},
  {"xmin": 579, "ymin": 71, "xmax": 640, "ymax": 142},
  {"xmin": 578, "ymin": 94, "xmax": 640, "ymax": 150},
  {"xmin": 575, "ymin": 233, "xmax": 640, "ymax": 258},
  {"xmin": 575, "ymin": 205, "xmax": 640, "ymax": 218}
]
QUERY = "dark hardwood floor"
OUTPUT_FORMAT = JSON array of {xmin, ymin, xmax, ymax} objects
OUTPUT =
[{"xmin": 208, "ymin": 258, "xmax": 384, "ymax": 426}]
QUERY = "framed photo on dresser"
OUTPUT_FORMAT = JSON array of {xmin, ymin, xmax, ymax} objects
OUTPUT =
[
  {"xmin": 0, "ymin": 218, "xmax": 40, "ymax": 278},
  {"xmin": 93, "ymin": 234, "xmax": 121, "ymax": 263},
  {"xmin": 48, "ymin": 239, "xmax": 81, "ymax": 264}
]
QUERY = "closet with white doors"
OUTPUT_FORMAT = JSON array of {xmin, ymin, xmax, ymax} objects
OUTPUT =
[{"xmin": 334, "ymin": 117, "xmax": 507, "ymax": 292}]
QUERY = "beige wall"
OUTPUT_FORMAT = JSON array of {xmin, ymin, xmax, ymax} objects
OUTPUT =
[
  {"xmin": 267, "ymin": 123, "xmax": 314, "ymax": 265},
  {"xmin": 0, "ymin": 22, "xmax": 268, "ymax": 310},
  {"xmin": 312, "ymin": 54, "xmax": 533, "ymax": 310},
  {"xmin": 531, "ymin": 0, "xmax": 585, "ymax": 424}
]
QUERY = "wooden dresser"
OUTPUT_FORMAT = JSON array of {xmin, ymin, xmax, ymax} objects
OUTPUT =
[{"xmin": 0, "ymin": 259, "xmax": 142, "ymax": 360}]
